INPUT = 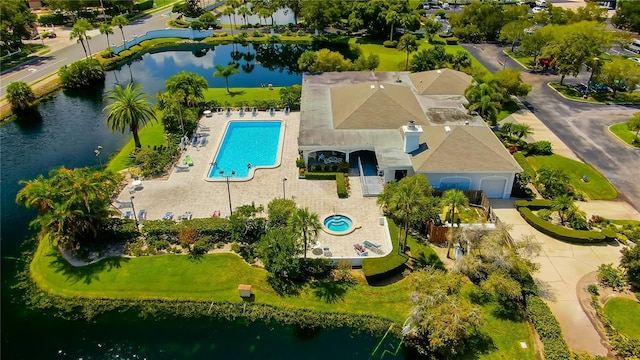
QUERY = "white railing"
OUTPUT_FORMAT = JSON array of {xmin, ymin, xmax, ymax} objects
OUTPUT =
[{"xmin": 111, "ymin": 28, "xmax": 214, "ymax": 54}]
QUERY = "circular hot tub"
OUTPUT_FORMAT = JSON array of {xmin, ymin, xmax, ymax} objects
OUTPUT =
[{"xmin": 322, "ymin": 214, "xmax": 359, "ymax": 236}]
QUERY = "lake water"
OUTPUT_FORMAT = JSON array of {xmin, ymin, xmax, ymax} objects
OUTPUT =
[{"xmin": 0, "ymin": 44, "xmax": 404, "ymax": 359}]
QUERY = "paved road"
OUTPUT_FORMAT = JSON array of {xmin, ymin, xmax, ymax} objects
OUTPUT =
[
  {"xmin": 0, "ymin": 10, "xmax": 175, "ymax": 98},
  {"xmin": 463, "ymin": 43, "xmax": 640, "ymax": 212}
]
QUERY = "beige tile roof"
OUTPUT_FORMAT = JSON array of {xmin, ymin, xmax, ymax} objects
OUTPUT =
[
  {"xmin": 408, "ymin": 69, "xmax": 473, "ymax": 96},
  {"xmin": 330, "ymin": 82, "xmax": 428, "ymax": 129},
  {"xmin": 412, "ymin": 125, "xmax": 522, "ymax": 172}
]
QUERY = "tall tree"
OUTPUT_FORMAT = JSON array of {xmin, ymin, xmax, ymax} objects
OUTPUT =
[
  {"xmin": 628, "ymin": 112, "xmax": 640, "ymax": 142},
  {"xmin": 288, "ymin": 207, "xmax": 321, "ymax": 259},
  {"xmin": 385, "ymin": 10, "xmax": 400, "ymax": 42},
  {"xmin": 450, "ymin": 50, "xmax": 471, "ymax": 71},
  {"xmin": 551, "ymin": 194, "xmax": 575, "ymax": 225},
  {"xmin": 16, "ymin": 167, "xmax": 121, "ymax": 248},
  {"xmin": 222, "ymin": 6, "xmax": 236, "ymax": 34},
  {"xmin": 464, "ymin": 82, "xmax": 503, "ymax": 124},
  {"xmin": 520, "ymin": 28, "xmax": 553, "ymax": 66},
  {"xmin": 277, "ymin": 0, "xmax": 302, "ymax": 24},
  {"xmin": 99, "ymin": 23, "xmax": 114, "ymax": 49},
  {"xmin": 598, "ymin": 58, "xmax": 640, "ymax": 98},
  {"xmin": 612, "ymin": 1, "xmax": 640, "ymax": 33},
  {"xmin": 227, "ymin": 0, "xmax": 240, "ymax": 31},
  {"xmin": 492, "ymin": 68, "xmax": 532, "ymax": 97},
  {"xmin": 237, "ymin": 5, "xmax": 252, "ymax": 26},
  {"xmin": 6, "ymin": 81, "xmax": 36, "ymax": 111},
  {"xmin": 111, "ymin": 15, "xmax": 129, "ymax": 44},
  {"xmin": 398, "ymin": 33, "xmax": 418, "ymax": 71},
  {"xmin": 500, "ymin": 20, "xmax": 530, "ymax": 52},
  {"xmin": 377, "ymin": 175, "xmax": 439, "ymax": 252},
  {"xmin": 213, "ymin": 64, "xmax": 240, "ymax": 93},
  {"xmin": 441, "ymin": 190, "xmax": 469, "ymax": 259},
  {"xmin": 423, "ymin": 18, "xmax": 442, "ymax": 44},
  {"xmin": 70, "ymin": 19, "xmax": 93, "ymax": 58},
  {"xmin": 0, "ymin": 0, "xmax": 37, "ymax": 52},
  {"xmin": 165, "ymin": 71, "xmax": 208, "ymax": 107},
  {"xmin": 103, "ymin": 84, "xmax": 157, "ymax": 149},
  {"xmin": 301, "ymin": 0, "xmax": 341, "ymax": 32}
]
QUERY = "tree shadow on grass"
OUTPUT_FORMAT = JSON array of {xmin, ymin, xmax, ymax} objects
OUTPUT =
[
  {"xmin": 226, "ymin": 90, "xmax": 247, "ymax": 98},
  {"xmin": 267, "ymin": 274, "xmax": 303, "ymax": 297},
  {"xmin": 410, "ymin": 250, "xmax": 446, "ymax": 271},
  {"xmin": 47, "ymin": 252, "xmax": 128, "ymax": 285},
  {"xmin": 456, "ymin": 332, "xmax": 497, "ymax": 360},
  {"xmin": 310, "ymin": 280, "xmax": 352, "ymax": 304}
]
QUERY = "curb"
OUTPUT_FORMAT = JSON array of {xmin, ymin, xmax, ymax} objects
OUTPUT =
[
  {"xmin": 546, "ymin": 82, "xmax": 640, "ymax": 106},
  {"xmin": 502, "ymin": 49, "xmax": 529, "ymax": 71},
  {"xmin": 576, "ymin": 271, "xmax": 615, "ymax": 358},
  {"xmin": 606, "ymin": 123, "xmax": 640, "ymax": 150}
]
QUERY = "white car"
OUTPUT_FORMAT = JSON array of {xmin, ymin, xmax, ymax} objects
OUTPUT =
[
  {"xmin": 536, "ymin": 0, "xmax": 546, "ymax": 6},
  {"xmin": 532, "ymin": 7, "xmax": 544, "ymax": 14},
  {"xmin": 630, "ymin": 58, "xmax": 640, "ymax": 65}
]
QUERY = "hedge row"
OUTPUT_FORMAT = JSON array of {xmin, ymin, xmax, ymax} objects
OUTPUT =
[
  {"xmin": 336, "ymin": 173, "xmax": 348, "ymax": 198},
  {"xmin": 143, "ymin": 217, "xmax": 231, "ymax": 242},
  {"xmin": 513, "ymin": 152, "xmax": 536, "ymax": 178},
  {"xmin": 514, "ymin": 199, "xmax": 552, "ymax": 210},
  {"xmin": 304, "ymin": 172, "xmax": 337, "ymax": 180},
  {"xmin": 525, "ymin": 295, "xmax": 572, "ymax": 360},
  {"xmin": 519, "ymin": 208, "xmax": 608, "ymax": 243},
  {"xmin": 362, "ymin": 251, "xmax": 408, "ymax": 280}
]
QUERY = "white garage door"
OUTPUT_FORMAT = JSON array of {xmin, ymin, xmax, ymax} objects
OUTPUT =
[{"xmin": 480, "ymin": 178, "xmax": 507, "ymax": 198}]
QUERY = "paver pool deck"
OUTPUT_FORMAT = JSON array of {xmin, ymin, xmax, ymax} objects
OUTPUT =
[{"xmin": 116, "ymin": 111, "xmax": 391, "ymax": 259}]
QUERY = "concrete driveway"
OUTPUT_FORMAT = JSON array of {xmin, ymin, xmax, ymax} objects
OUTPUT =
[
  {"xmin": 463, "ymin": 43, "xmax": 640, "ymax": 212},
  {"xmin": 492, "ymin": 199, "xmax": 623, "ymax": 356}
]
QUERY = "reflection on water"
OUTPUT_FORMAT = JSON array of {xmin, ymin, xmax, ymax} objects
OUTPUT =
[{"xmin": 0, "ymin": 44, "xmax": 404, "ymax": 359}]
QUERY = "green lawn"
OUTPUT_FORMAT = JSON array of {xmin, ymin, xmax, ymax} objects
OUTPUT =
[
  {"xmin": 608, "ymin": 219, "xmax": 640, "ymax": 227},
  {"xmin": 203, "ymin": 87, "xmax": 282, "ymax": 104},
  {"xmin": 526, "ymin": 154, "xmax": 618, "ymax": 200},
  {"xmin": 350, "ymin": 37, "xmax": 488, "ymax": 76},
  {"xmin": 497, "ymin": 99, "xmax": 521, "ymax": 122},
  {"xmin": 105, "ymin": 115, "xmax": 167, "ymax": 173},
  {"xmin": 604, "ymin": 297, "xmax": 640, "ymax": 340},
  {"xmin": 471, "ymin": 303, "xmax": 536, "ymax": 360},
  {"xmin": 610, "ymin": 122, "xmax": 640, "ymax": 148},
  {"xmin": 31, "ymin": 238, "xmax": 412, "ymax": 323}
]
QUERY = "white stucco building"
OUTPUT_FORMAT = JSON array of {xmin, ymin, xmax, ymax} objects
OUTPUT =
[{"xmin": 298, "ymin": 69, "xmax": 522, "ymax": 198}]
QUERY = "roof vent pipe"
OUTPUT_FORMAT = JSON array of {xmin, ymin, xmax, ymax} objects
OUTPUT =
[
  {"xmin": 408, "ymin": 120, "xmax": 416, "ymax": 129},
  {"xmin": 464, "ymin": 120, "xmax": 469, "ymax": 125}
]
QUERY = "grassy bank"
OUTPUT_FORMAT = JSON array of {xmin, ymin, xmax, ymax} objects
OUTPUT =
[
  {"xmin": 106, "ymin": 113, "xmax": 167, "ymax": 173},
  {"xmin": 526, "ymin": 154, "xmax": 618, "ymax": 200},
  {"xmin": 610, "ymin": 122, "xmax": 640, "ymax": 148},
  {"xmin": 203, "ymin": 87, "xmax": 282, "ymax": 104}
]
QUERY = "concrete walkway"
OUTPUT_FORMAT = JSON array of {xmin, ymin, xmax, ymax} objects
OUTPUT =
[{"xmin": 491, "ymin": 199, "xmax": 631, "ymax": 356}]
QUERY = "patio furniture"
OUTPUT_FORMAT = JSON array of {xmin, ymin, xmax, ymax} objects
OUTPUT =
[
  {"xmin": 323, "ymin": 247, "xmax": 332, "ymax": 257},
  {"xmin": 200, "ymin": 138, "xmax": 207, "ymax": 147},
  {"xmin": 124, "ymin": 211, "xmax": 133, "ymax": 219},
  {"xmin": 363, "ymin": 241, "xmax": 383, "ymax": 254},
  {"xmin": 203, "ymin": 110, "xmax": 212, "ymax": 118},
  {"xmin": 138, "ymin": 209, "xmax": 147, "ymax": 221},
  {"xmin": 324, "ymin": 156, "xmax": 343, "ymax": 164},
  {"xmin": 239, "ymin": 108, "xmax": 245, "ymax": 117},
  {"xmin": 252, "ymin": 107, "xmax": 258, "ymax": 116},
  {"xmin": 226, "ymin": 107, "xmax": 231, "ymax": 116},
  {"xmin": 174, "ymin": 164, "xmax": 190, "ymax": 172},
  {"xmin": 269, "ymin": 107, "xmax": 275, "ymax": 116},
  {"xmin": 178, "ymin": 212, "xmax": 192, "ymax": 220},
  {"xmin": 191, "ymin": 135, "xmax": 198, "ymax": 147},
  {"xmin": 284, "ymin": 106, "xmax": 290, "ymax": 115},
  {"xmin": 184, "ymin": 155, "xmax": 194, "ymax": 166},
  {"xmin": 212, "ymin": 210, "xmax": 221, "ymax": 217},
  {"xmin": 163, "ymin": 212, "xmax": 174, "ymax": 220}
]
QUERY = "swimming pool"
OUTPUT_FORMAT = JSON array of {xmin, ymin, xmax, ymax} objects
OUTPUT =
[{"xmin": 207, "ymin": 121, "xmax": 284, "ymax": 180}]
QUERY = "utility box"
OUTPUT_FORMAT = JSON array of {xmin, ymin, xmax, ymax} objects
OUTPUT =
[{"xmin": 238, "ymin": 284, "xmax": 252, "ymax": 298}]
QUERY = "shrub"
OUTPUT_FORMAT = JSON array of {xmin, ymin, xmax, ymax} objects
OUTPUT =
[
  {"xmin": 295, "ymin": 158, "xmax": 306, "ymax": 168},
  {"xmin": 537, "ymin": 209, "xmax": 553, "ymax": 221},
  {"xmin": 134, "ymin": 0, "xmax": 154, "ymax": 11},
  {"xmin": 252, "ymin": 30, "xmax": 264, "ymax": 37},
  {"xmin": 519, "ymin": 208, "xmax": 607, "ymax": 243},
  {"xmin": 336, "ymin": 173, "xmax": 348, "ymax": 198},
  {"xmin": 528, "ymin": 141, "xmax": 554, "ymax": 156},
  {"xmin": 513, "ymin": 152, "xmax": 536, "ymax": 178},
  {"xmin": 190, "ymin": 20, "xmax": 204, "ymax": 30},
  {"xmin": 587, "ymin": 284, "xmax": 599, "ymax": 295},
  {"xmin": 383, "ymin": 40, "xmax": 398, "ymax": 48},
  {"xmin": 514, "ymin": 199, "xmax": 553, "ymax": 210},
  {"xmin": 525, "ymin": 295, "xmax": 572, "ymax": 360},
  {"xmin": 570, "ymin": 215, "xmax": 589, "ymax": 230},
  {"xmin": 598, "ymin": 263, "xmax": 625, "ymax": 289},
  {"xmin": 6, "ymin": 81, "xmax": 36, "ymax": 111},
  {"xmin": 304, "ymin": 172, "xmax": 337, "ymax": 180},
  {"xmin": 182, "ymin": 217, "xmax": 232, "ymax": 242},
  {"xmin": 268, "ymin": 35, "xmax": 281, "ymax": 43},
  {"xmin": 38, "ymin": 13, "xmax": 68, "ymax": 25},
  {"xmin": 445, "ymin": 37, "xmax": 459, "ymax": 45},
  {"xmin": 435, "ymin": 10, "xmax": 446, "ymax": 18},
  {"xmin": 297, "ymin": 30, "xmax": 306, "ymax": 37},
  {"xmin": 283, "ymin": 30, "xmax": 294, "ymax": 36},
  {"xmin": 100, "ymin": 47, "xmax": 115, "ymax": 59},
  {"xmin": 216, "ymin": 32, "xmax": 228, "ymax": 37},
  {"xmin": 96, "ymin": 218, "xmax": 138, "ymax": 242},
  {"xmin": 58, "ymin": 58, "xmax": 105, "ymax": 89}
]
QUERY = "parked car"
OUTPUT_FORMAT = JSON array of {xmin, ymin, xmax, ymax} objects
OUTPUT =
[
  {"xmin": 532, "ymin": 6, "xmax": 544, "ymax": 14},
  {"xmin": 630, "ymin": 57, "xmax": 640, "ymax": 65},
  {"xmin": 32, "ymin": 31, "xmax": 56, "ymax": 39}
]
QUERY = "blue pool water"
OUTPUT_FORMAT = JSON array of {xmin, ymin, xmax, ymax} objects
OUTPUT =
[
  {"xmin": 323, "ymin": 215, "xmax": 354, "ymax": 233},
  {"xmin": 208, "ymin": 121, "xmax": 282, "ymax": 179}
]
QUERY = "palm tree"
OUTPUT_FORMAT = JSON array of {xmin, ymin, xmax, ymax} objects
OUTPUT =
[
  {"xmin": 103, "ymin": 84, "xmax": 157, "ymax": 149},
  {"xmin": 288, "ymin": 207, "xmax": 321, "ymax": 259},
  {"xmin": 551, "ymin": 194, "xmax": 574, "ymax": 225},
  {"xmin": 451, "ymin": 51, "xmax": 471, "ymax": 71},
  {"xmin": 464, "ymin": 82, "xmax": 502, "ymax": 125},
  {"xmin": 512, "ymin": 123, "xmax": 533, "ymax": 141},
  {"xmin": 213, "ymin": 64, "xmax": 240, "ymax": 93},
  {"xmin": 223, "ymin": 6, "xmax": 236, "ymax": 35},
  {"xmin": 441, "ymin": 190, "xmax": 469, "ymax": 259},
  {"xmin": 257, "ymin": 7, "xmax": 272, "ymax": 27},
  {"xmin": 378, "ymin": 175, "xmax": 437, "ymax": 253},
  {"xmin": 227, "ymin": 0, "xmax": 240, "ymax": 31},
  {"xmin": 99, "ymin": 23, "xmax": 114, "ymax": 49},
  {"xmin": 165, "ymin": 71, "xmax": 209, "ymax": 107},
  {"xmin": 385, "ymin": 10, "xmax": 400, "ymax": 42},
  {"xmin": 70, "ymin": 20, "xmax": 93, "ymax": 58},
  {"xmin": 111, "ymin": 15, "xmax": 129, "ymax": 44},
  {"xmin": 237, "ymin": 6, "xmax": 252, "ymax": 26},
  {"xmin": 536, "ymin": 167, "xmax": 570, "ymax": 198},
  {"xmin": 397, "ymin": 34, "xmax": 418, "ymax": 71}
]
